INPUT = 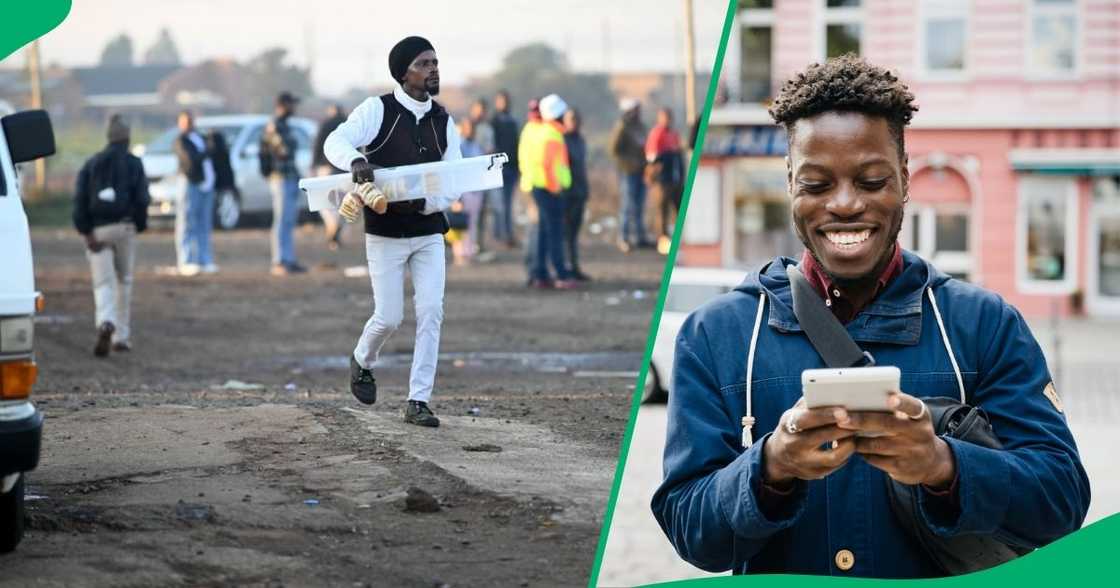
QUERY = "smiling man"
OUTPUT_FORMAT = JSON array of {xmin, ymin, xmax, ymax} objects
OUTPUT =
[{"xmin": 652, "ymin": 55, "xmax": 1090, "ymax": 578}]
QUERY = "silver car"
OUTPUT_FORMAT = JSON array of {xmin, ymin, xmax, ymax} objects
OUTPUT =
[
  {"xmin": 138, "ymin": 115, "xmax": 318, "ymax": 230},
  {"xmin": 644, "ymin": 267, "xmax": 746, "ymax": 403}
]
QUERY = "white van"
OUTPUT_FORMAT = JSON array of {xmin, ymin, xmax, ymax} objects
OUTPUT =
[{"xmin": 0, "ymin": 109, "xmax": 55, "ymax": 552}]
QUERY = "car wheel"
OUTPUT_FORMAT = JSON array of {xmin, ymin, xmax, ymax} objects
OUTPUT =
[
  {"xmin": 0, "ymin": 475, "xmax": 26, "ymax": 554},
  {"xmin": 214, "ymin": 189, "xmax": 242, "ymax": 230},
  {"xmin": 641, "ymin": 364, "xmax": 668, "ymax": 404}
]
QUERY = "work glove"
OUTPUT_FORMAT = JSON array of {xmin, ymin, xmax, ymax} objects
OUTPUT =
[
  {"xmin": 338, "ymin": 192, "xmax": 365, "ymax": 223},
  {"xmin": 338, "ymin": 182, "xmax": 388, "ymax": 223},
  {"xmin": 354, "ymin": 182, "xmax": 388, "ymax": 214},
  {"xmin": 350, "ymin": 158, "xmax": 375, "ymax": 184}
]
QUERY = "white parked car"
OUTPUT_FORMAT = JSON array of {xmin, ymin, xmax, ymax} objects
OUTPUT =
[
  {"xmin": 137, "ymin": 115, "xmax": 319, "ymax": 230},
  {"xmin": 643, "ymin": 266, "xmax": 746, "ymax": 403},
  {"xmin": 0, "ymin": 108, "xmax": 54, "ymax": 552}
]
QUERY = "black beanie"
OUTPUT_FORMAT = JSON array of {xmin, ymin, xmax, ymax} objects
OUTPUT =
[{"xmin": 389, "ymin": 36, "xmax": 435, "ymax": 82}]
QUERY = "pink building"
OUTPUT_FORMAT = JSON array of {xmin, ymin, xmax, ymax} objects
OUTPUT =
[{"xmin": 682, "ymin": 0, "xmax": 1120, "ymax": 317}]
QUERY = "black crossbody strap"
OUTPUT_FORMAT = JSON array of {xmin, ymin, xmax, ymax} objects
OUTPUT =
[{"xmin": 786, "ymin": 264, "xmax": 874, "ymax": 368}]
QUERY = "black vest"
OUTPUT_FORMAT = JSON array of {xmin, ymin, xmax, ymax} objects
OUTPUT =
[{"xmin": 362, "ymin": 93, "xmax": 450, "ymax": 238}]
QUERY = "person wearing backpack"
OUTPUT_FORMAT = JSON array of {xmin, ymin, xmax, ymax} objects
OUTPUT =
[
  {"xmin": 72, "ymin": 114, "xmax": 150, "ymax": 357},
  {"xmin": 652, "ymin": 55, "xmax": 1090, "ymax": 578}
]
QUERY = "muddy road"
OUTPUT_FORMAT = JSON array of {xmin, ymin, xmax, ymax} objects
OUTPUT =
[{"xmin": 1, "ymin": 226, "xmax": 662, "ymax": 587}]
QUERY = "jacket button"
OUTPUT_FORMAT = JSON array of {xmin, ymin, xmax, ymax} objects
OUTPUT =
[{"xmin": 835, "ymin": 549, "xmax": 855, "ymax": 571}]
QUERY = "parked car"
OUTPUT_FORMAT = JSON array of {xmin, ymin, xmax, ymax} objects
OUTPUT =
[
  {"xmin": 643, "ymin": 266, "xmax": 746, "ymax": 404},
  {"xmin": 0, "ymin": 109, "xmax": 55, "ymax": 552},
  {"xmin": 136, "ymin": 115, "xmax": 318, "ymax": 230}
]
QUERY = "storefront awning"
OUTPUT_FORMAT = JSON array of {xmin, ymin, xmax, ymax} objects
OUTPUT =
[{"xmin": 1010, "ymin": 149, "xmax": 1120, "ymax": 176}]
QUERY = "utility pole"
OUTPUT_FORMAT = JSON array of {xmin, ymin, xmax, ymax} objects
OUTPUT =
[
  {"xmin": 683, "ymin": 0, "xmax": 698, "ymax": 127},
  {"xmin": 26, "ymin": 39, "xmax": 46, "ymax": 195}
]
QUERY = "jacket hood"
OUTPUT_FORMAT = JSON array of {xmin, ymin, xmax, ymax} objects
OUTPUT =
[{"xmin": 732, "ymin": 249, "xmax": 952, "ymax": 340}]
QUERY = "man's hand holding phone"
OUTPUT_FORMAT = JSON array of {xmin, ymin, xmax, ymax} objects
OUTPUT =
[
  {"xmin": 763, "ymin": 398, "xmax": 858, "ymax": 486},
  {"xmin": 841, "ymin": 391, "xmax": 957, "ymax": 488}
]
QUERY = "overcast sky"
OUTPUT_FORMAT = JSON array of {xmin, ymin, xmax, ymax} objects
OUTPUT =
[{"xmin": 3, "ymin": 0, "xmax": 728, "ymax": 95}]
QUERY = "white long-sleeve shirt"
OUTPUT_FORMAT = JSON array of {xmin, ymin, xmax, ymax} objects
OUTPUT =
[{"xmin": 324, "ymin": 86, "xmax": 462, "ymax": 214}]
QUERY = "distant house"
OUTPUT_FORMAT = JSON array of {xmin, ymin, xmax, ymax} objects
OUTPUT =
[
  {"xmin": 69, "ymin": 64, "xmax": 180, "ymax": 124},
  {"xmin": 0, "ymin": 66, "xmax": 83, "ymax": 121}
]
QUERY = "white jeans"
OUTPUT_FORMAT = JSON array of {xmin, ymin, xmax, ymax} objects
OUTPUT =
[
  {"xmin": 85, "ymin": 222, "xmax": 136, "ymax": 344},
  {"xmin": 354, "ymin": 233, "xmax": 446, "ymax": 403}
]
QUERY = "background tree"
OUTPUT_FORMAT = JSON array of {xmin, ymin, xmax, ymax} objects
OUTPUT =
[
  {"xmin": 242, "ymin": 48, "xmax": 313, "ymax": 113},
  {"xmin": 143, "ymin": 28, "xmax": 182, "ymax": 66},
  {"xmin": 99, "ymin": 33, "xmax": 134, "ymax": 66},
  {"xmin": 469, "ymin": 43, "xmax": 619, "ymax": 133}
]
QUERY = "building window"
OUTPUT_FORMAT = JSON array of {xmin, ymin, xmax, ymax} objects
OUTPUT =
[
  {"xmin": 1018, "ymin": 176, "xmax": 1078, "ymax": 293},
  {"xmin": 821, "ymin": 0, "xmax": 863, "ymax": 59},
  {"xmin": 922, "ymin": 0, "xmax": 968, "ymax": 74},
  {"xmin": 726, "ymin": 158, "xmax": 799, "ymax": 266},
  {"xmin": 739, "ymin": 1, "xmax": 774, "ymax": 103},
  {"xmin": 1029, "ymin": 0, "xmax": 1077, "ymax": 76},
  {"xmin": 902, "ymin": 204, "xmax": 973, "ymax": 280}
]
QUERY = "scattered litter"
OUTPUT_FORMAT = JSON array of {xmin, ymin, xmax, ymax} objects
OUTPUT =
[
  {"xmin": 285, "ymin": 383, "xmax": 297, "ymax": 391},
  {"xmin": 467, "ymin": 407, "xmax": 481, "ymax": 416},
  {"xmin": 588, "ymin": 222, "xmax": 603, "ymax": 235},
  {"xmin": 175, "ymin": 501, "xmax": 212, "ymax": 522},
  {"xmin": 303, "ymin": 499, "xmax": 320, "ymax": 507},
  {"xmin": 403, "ymin": 486, "xmax": 441, "ymax": 513},
  {"xmin": 632, "ymin": 290, "xmax": 647, "ymax": 300},
  {"xmin": 453, "ymin": 359, "xmax": 467, "ymax": 368},
  {"xmin": 213, "ymin": 380, "xmax": 264, "ymax": 391},
  {"xmin": 462, "ymin": 443, "xmax": 502, "ymax": 453},
  {"xmin": 605, "ymin": 296, "xmax": 621, "ymax": 306},
  {"xmin": 343, "ymin": 265, "xmax": 369, "ymax": 278}
]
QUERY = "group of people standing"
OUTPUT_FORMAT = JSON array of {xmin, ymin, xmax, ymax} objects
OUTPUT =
[
  {"xmin": 610, "ymin": 100, "xmax": 687, "ymax": 255},
  {"xmin": 169, "ymin": 93, "xmax": 309, "ymax": 278},
  {"xmin": 71, "ymin": 93, "xmax": 313, "ymax": 357},
  {"xmin": 447, "ymin": 92, "xmax": 521, "ymax": 265},
  {"xmin": 450, "ymin": 92, "xmax": 688, "ymax": 288}
]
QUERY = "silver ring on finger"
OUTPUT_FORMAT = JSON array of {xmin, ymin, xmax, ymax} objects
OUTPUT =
[
  {"xmin": 785, "ymin": 416, "xmax": 802, "ymax": 435},
  {"xmin": 909, "ymin": 399, "xmax": 928, "ymax": 421}
]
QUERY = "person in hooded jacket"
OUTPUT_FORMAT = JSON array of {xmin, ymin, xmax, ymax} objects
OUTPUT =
[
  {"xmin": 73, "ymin": 114, "xmax": 150, "ymax": 357},
  {"xmin": 652, "ymin": 55, "xmax": 1090, "ymax": 578}
]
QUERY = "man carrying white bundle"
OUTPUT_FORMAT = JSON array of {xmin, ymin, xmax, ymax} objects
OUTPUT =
[{"xmin": 325, "ymin": 35, "xmax": 462, "ymax": 428}]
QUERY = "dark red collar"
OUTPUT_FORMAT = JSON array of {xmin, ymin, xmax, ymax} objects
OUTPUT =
[{"xmin": 799, "ymin": 243, "xmax": 903, "ymax": 324}]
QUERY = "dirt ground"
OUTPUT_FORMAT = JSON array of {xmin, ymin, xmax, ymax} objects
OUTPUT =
[{"xmin": 0, "ymin": 224, "xmax": 663, "ymax": 587}]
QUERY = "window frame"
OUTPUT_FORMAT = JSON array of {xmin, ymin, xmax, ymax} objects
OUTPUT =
[
  {"xmin": 734, "ymin": 3, "xmax": 776, "ymax": 105},
  {"xmin": 816, "ymin": 0, "xmax": 865, "ymax": 61},
  {"xmin": 1016, "ymin": 175, "xmax": 1079, "ymax": 294},
  {"xmin": 917, "ymin": 0, "xmax": 971, "ymax": 81},
  {"xmin": 1025, "ymin": 0, "xmax": 1081, "ymax": 80}
]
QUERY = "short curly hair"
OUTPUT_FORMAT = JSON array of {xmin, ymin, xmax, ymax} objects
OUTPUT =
[{"xmin": 769, "ymin": 54, "xmax": 918, "ymax": 158}]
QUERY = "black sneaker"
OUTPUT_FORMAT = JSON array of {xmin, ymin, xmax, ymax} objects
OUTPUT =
[
  {"xmin": 93, "ymin": 322, "xmax": 115, "ymax": 358},
  {"xmin": 404, "ymin": 401, "xmax": 440, "ymax": 427},
  {"xmin": 349, "ymin": 356, "xmax": 377, "ymax": 405}
]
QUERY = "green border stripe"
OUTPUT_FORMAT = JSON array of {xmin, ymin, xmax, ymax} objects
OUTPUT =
[
  {"xmin": 586, "ymin": 1, "xmax": 738, "ymax": 586},
  {"xmin": 0, "ymin": 2, "xmax": 71, "ymax": 62}
]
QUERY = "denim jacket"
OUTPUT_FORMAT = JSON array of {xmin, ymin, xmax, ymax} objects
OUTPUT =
[{"xmin": 652, "ymin": 250, "xmax": 1090, "ymax": 578}]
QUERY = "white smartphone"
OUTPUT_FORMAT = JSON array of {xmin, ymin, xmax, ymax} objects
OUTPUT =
[{"xmin": 801, "ymin": 366, "xmax": 901, "ymax": 412}]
